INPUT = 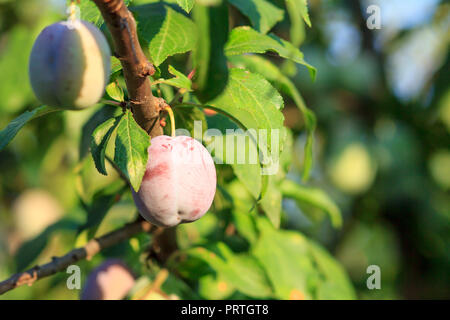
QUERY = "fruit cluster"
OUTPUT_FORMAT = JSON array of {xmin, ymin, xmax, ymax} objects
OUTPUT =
[{"xmin": 29, "ymin": 18, "xmax": 216, "ymax": 228}]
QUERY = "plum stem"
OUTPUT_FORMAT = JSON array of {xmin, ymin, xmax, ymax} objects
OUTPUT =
[
  {"xmin": 67, "ymin": 1, "xmax": 78, "ymax": 24},
  {"xmin": 164, "ymin": 106, "xmax": 176, "ymax": 137}
]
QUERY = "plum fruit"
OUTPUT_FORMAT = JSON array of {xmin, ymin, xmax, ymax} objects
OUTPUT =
[
  {"xmin": 29, "ymin": 20, "xmax": 110, "ymax": 109},
  {"xmin": 132, "ymin": 135, "xmax": 216, "ymax": 227},
  {"xmin": 80, "ymin": 259, "xmax": 135, "ymax": 300}
]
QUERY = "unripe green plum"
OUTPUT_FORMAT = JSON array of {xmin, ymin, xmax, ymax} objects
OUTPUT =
[
  {"xmin": 328, "ymin": 143, "xmax": 376, "ymax": 194},
  {"xmin": 132, "ymin": 135, "xmax": 217, "ymax": 227},
  {"xmin": 29, "ymin": 20, "xmax": 111, "ymax": 109},
  {"xmin": 80, "ymin": 259, "xmax": 135, "ymax": 300}
]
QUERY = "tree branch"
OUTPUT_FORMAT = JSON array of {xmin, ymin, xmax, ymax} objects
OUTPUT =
[
  {"xmin": 0, "ymin": 219, "xmax": 152, "ymax": 295},
  {"xmin": 92, "ymin": 0, "xmax": 178, "ymax": 266},
  {"xmin": 92, "ymin": 0, "xmax": 163, "ymax": 137}
]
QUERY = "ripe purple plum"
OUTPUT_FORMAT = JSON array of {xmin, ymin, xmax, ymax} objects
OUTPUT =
[
  {"xmin": 29, "ymin": 20, "xmax": 110, "ymax": 109},
  {"xmin": 80, "ymin": 259, "xmax": 135, "ymax": 300},
  {"xmin": 132, "ymin": 135, "xmax": 216, "ymax": 227}
]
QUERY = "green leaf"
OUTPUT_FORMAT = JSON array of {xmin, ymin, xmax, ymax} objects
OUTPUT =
[
  {"xmin": 205, "ymin": 68, "xmax": 285, "ymax": 168},
  {"xmin": 259, "ymin": 175, "xmax": 282, "ymax": 228},
  {"xmin": 106, "ymin": 82, "xmax": 125, "ymax": 102},
  {"xmin": 76, "ymin": 0, "xmax": 132, "ymax": 27},
  {"xmin": 230, "ymin": 133, "xmax": 261, "ymax": 199},
  {"xmin": 197, "ymin": 0, "xmax": 222, "ymax": 5},
  {"xmin": 280, "ymin": 179, "xmax": 342, "ymax": 228},
  {"xmin": 198, "ymin": 274, "xmax": 235, "ymax": 299},
  {"xmin": 192, "ymin": 1, "xmax": 229, "ymax": 102},
  {"xmin": 285, "ymin": 0, "xmax": 306, "ymax": 47},
  {"xmin": 287, "ymin": 0, "xmax": 311, "ymax": 28},
  {"xmin": 161, "ymin": 272, "xmax": 202, "ymax": 300},
  {"xmin": 77, "ymin": 0, "xmax": 104, "ymax": 26},
  {"xmin": 172, "ymin": 106, "xmax": 207, "ymax": 137},
  {"xmin": 0, "ymin": 26, "xmax": 35, "ymax": 113},
  {"xmin": 185, "ymin": 243, "xmax": 273, "ymax": 298},
  {"xmin": 228, "ymin": 55, "xmax": 317, "ymax": 181},
  {"xmin": 79, "ymin": 105, "xmax": 120, "ymax": 160},
  {"xmin": 15, "ymin": 218, "xmax": 80, "ymax": 271},
  {"xmin": 308, "ymin": 241, "xmax": 356, "ymax": 299},
  {"xmin": 209, "ymin": 131, "xmax": 262, "ymax": 199},
  {"xmin": 225, "ymin": 254, "xmax": 273, "ymax": 298},
  {"xmin": 225, "ymin": 26, "xmax": 316, "ymax": 80},
  {"xmin": 258, "ymin": 128, "xmax": 291, "ymax": 227},
  {"xmin": 176, "ymin": 213, "xmax": 220, "ymax": 249},
  {"xmin": 231, "ymin": 209, "xmax": 258, "ymax": 244},
  {"xmin": 153, "ymin": 65, "xmax": 192, "ymax": 90},
  {"xmin": 114, "ymin": 110, "xmax": 151, "ymax": 192},
  {"xmin": 278, "ymin": 127, "xmax": 294, "ymax": 176},
  {"xmin": 176, "ymin": 0, "xmax": 195, "ymax": 13},
  {"xmin": 228, "ymin": 0, "xmax": 284, "ymax": 34},
  {"xmin": 110, "ymin": 56, "xmax": 123, "ymax": 74},
  {"xmin": 80, "ymin": 180, "xmax": 127, "ymax": 238},
  {"xmin": 253, "ymin": 218, "xmax": 319, "ymax": 299},
  {"xmin": 301, "ymin": 114, "xmax": 316, "ymax": 181},
  {"xmin": 0, "ymin": 106, "xmax": 60, "ymax": 151},
  {"xmin": 91, "ymin": 116, "xmax": 122, "ymax": 175},
  {"xmin": 133, "ymin": 3, "xmax": 197, "ymax": 66}
]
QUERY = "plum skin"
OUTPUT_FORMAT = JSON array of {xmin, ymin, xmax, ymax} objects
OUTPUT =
[
  {"xmin": 28, "ymin": 20, "xmax": 110, "ymax": 109},
  {"xmin": 80, "ymin": 259, "xmax": 135, "ymax": 300},
  {"xmin": 132, "ymin": 135, "xmax": 217, "ymax": 227}
]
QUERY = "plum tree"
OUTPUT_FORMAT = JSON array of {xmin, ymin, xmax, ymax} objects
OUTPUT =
[
  {"xmin": 132, "ymin": 135, "xmax": 217, "ymax": 227},
  {"xmin": 28, "ymin": 20, "xmax": 110, "ymax": 109},
  {"xmin": 80, "ymin": 259, "xmax": 135, "ymax": 300}
]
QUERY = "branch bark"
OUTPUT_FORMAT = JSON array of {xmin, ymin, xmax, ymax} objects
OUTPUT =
[
  {"xmin": 92, "ymin": 0, "xmax": 163, "ymax": 137},
  {"xmin": 0, "ymin": 220, "xmax": 152, "ymax": 295},
  {"xmin": 92, "ymin": 0, "xmax": 178, "ymax": 263}
]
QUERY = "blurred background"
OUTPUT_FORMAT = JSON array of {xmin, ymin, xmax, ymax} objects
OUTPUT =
[{"xmin": 0, "ymin": 0, "xmax": 449, "ymax": 299}]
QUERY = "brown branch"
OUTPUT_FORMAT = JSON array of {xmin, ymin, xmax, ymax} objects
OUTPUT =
[
  {"xmin": 0, "ymin": 220, "xmax": 153, "ymax": 295},
  {"xmin": 92, "ymin": 0, "xmax": 179, "ymax": 265},
  {"xmin": 92, "ymin": 0, "xmax": 163, "ymax": 137}
]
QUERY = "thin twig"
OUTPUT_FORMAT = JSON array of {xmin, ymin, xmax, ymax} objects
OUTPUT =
[
  {"xmin": 0, "ymin": 219, "xmax": 153, "ymax": 295},
  {"xmin": 101, "ymin": 99, "xmax": 123, "ymax": 107}
]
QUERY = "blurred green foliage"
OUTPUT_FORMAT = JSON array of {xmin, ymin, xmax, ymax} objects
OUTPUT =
[{"xmin": 0, "ymin": 0, "xmax": 448, "ymax": 300}]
